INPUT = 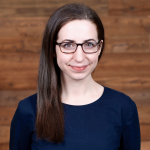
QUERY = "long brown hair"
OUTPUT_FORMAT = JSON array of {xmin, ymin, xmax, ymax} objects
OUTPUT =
[{"xmin": 36, "ymin": 3, "xmax": 105, "ymax": 143}]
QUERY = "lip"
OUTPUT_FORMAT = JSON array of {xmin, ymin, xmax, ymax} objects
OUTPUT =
[{"xmin": 70, "ymin": 65, "xmax": 88, "ymax": 71}]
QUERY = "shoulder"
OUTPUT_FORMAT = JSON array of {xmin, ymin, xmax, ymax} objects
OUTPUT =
[
  {"xmin": 18, "ymin": 93, "xmax": 37, "ymax": 110},
  {"xmin": 11, "ymin": 93, "xmax": 37, "ymax": 132},
  {"xmin": 103, "ymin": 86, "xmax": 136, "ymax": 107},
  {"xmin": 103, "ymin": 86, "xmax": 137, "ymax": 121},
  {"xmin": 17, "ymin": 93, "xmax": 37, "ymax": 121}
]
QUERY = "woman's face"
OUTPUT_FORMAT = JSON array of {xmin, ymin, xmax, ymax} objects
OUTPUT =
[{"xmin": 55, "ymin": 20, "xmax": 101, "ymax": 81}]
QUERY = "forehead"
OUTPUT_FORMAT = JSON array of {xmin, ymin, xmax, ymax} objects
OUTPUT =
[{"xmin": 57, "ymin": 20, "xmax": 98, "ymax": 42}]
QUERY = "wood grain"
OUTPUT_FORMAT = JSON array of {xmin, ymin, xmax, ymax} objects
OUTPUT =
[
  {"xmin": 0, "ymin": 144, "xmax": 8, "ymax": 150},
  {"xmin": 0, "ymin": 89, "xmax": 149, "ymax": 107},
  {"xmin": 0, "ymin": 0, "xmax": 149, "ymax": 148},
  {"xmin": 141, "ymin": 141, "xmax": 150, "ymax": 150},
  {"xmin": 0, "ymin": 16, "xmax": 149, "ymax": 53},
  {"xmin": 0, "ymin": 52, "xmax": 39, "ymax": 90},
  {"xmin": 0, "ymin": 52, "xmax": 149, "ymax": 90},
  {"xmin": 0, "ymin": 126, "xmax": 10, "ymax": 144},
  {"xmin": 138, "ymin": 106, "xmax": 150, "ymax": 124},
  {"xmin": 0, "ymin": 0, "xmax": 108, "ymax": 17},
  {"xmin": 109, "ymin": 0, "xmax": 150, "ymax": 16},
  {"xmin": 102, "ymin": 16, "xmax": 150, "ymax": 53},
  {"xmin": 120, "ymin": 89, "xmax": 150, "ymax": 106},
  {"xmin": 0, "ymin": 107, "xmax": 17, "ymax": 125},
  {"xmin": 0, "ymin": 17, "xmax": 47, "ymax": 53},
  {"xmin": 141, "ymin": 124, "xmax": 150, "ymax": 141},
  {"xmin": 0, "ymin": 90, "xmax": 36, "ymax": 107}
]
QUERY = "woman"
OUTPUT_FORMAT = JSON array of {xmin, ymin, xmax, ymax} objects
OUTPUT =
[{"xmin": 10, "ymin": 3, "xmax": 140, "ymax": 150}]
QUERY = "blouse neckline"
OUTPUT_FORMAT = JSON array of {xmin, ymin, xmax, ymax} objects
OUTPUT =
[{"xmin": 62, "ymin": 86, "xmax": 106, "ymax": 107}]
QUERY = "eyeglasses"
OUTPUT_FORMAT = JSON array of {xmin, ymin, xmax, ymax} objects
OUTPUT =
[{"xmin": 55, "ymin": 40, "xmax": 102, "ymax": 54}]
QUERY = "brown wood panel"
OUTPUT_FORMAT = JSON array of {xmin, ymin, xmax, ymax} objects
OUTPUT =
[
  {"xmin": 138, "ymin": 106, "xmax": 150, "ymax": 124},
  {"xmin": 0, "ymin": 52, "xmax": 149, "ymax": 90},
  {"xmin": 109, "ymin": 0, "xmax": 150, "ymax": 16},
  {"xmin": 103, "ymin": 17, "xmax": 150, "ymax": 35},
  {"xmin": 120, "ymin": 89, "xmax": 150, "ymax": 106},
  {"xmin": 0, "ymin": 0, "xmax": 108, "ymax": 17},
  {"xmin": 0, "ymin": 52, "xmax": 39, "ymax": 90},
  {"xmin": 0, "ymin": 107, "xmax": 17, "ymax": 126},
  {"xmin": 0, "ymin": 144, "xmax": 8, "ymax": 150},
  {"xmin": 0, "ymin": 89, "xmax": 149, "ymax": 107},
  {"xmin": 102, "ymin": 16, "xmax": 150, "ymax": 53},
  {"xmin": 0, "ymin": 17, "xmax": 149, "ymax": 53},
  {"xmin": 0, "ymin": 0, "xmax": 149, "ymax": 148},
  {"xmin": 141, "ymin": 124, "xmax": 150, "ymax": 141},
  {"xmin": 0, "ymin": 37, "xmax": 42, "ymax": 53},
  {"xmin": 97, "ymin": 77, "xmax": 150, "ymax": 90},
  {"xmin": 105, "ymin": 34, "xmax": 149, "ymax": 53},
  {"xmin": 0, "ymin": 90, "xmax": 36, "ymax": 107},
  {"xmin": 94, "ymin": 53, "xmax": 150, "ymax": 90},
  {"xmin": 0, "ymin": 126, "xmax": 9, "ymax": 144},
  {"xmin": 0, "ymin": 17, "xmax": 46, "ymax": 37},
  {"xmin": 141, "ymin": 141, "xmax": 150, "ymax": 150},
  {"xmin": 0, "ymin": 17, "xmax": 47, "ymax": 53}
]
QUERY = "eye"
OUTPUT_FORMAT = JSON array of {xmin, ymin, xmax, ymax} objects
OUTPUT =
[
  {"xmin": 84, "ymin": 42, "xmax": 96, "ymax": 49},
  {"xmin": 61, "ymin": 43, "xmax": 75, "ymax": 49}
]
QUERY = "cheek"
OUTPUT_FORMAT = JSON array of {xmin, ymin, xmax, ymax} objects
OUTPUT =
[
  {"xmin": 89, "ymin": 53, "xmax": 99, "ymax": 64},
  {"xmin": 55, "ymin": 48, "xmax": 71, "ymax": 69},
  {"xmin": 90, "ymin": 54, "xmax": 99, "ymax": 71}
]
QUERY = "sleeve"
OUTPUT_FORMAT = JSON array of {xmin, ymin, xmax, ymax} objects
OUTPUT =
[
  {"xmin": 9, "ymin": 102, "xmax": 31, "ymax": 150},
  {"xmin": 120, "ymin": 101, "xmax": 141, "ymax": 150}
]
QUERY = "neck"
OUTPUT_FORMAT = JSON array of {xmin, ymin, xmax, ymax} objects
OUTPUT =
[{"xmin": 61, "ymin": 73, "xmax": 101, "ymax": 105}]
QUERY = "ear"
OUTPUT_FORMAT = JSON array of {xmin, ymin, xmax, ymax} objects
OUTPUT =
[{"xmin": 98, "ymin": 40, "xmax": 103, "ymax": 56}]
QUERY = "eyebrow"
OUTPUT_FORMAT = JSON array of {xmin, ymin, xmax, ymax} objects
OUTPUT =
[
  {"xmin": 60, "ymin": 39, "xmax": 97, "ymax": 43},
  {"xmin": 83, "ymin": 39, "xmax": 97, "ymax": 42}
]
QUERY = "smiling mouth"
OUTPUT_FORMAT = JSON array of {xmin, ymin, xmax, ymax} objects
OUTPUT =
[{"xmin": 70, "ymin": 65, "xmax": 88, "ymax": 71}]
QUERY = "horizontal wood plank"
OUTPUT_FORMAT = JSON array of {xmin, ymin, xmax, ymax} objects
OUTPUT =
[
  {"xmin": 0, "ymin": 126, "xmax": 10, "ymax": 144},
  {"xmin": 0, "ymin": 17, "xmax": 149, "ymax": 53},
  {"xmin": 138, "ymin": 106, "xmax": 150, "ymax": 124},
  {"xmin": 102, "ymin": 16, "xmax": 150, "ymax": 53},
  {"xmin": 109, "ymin": 0, "xmax": 150, "ymax": 16},
  {"xmin": 0, "ymin": 89, "xmax": 150, "ymax": 106},
  {"xmin": 120, "ymin": 89, "xmax": 150, "ymax": 106},
  {"xmin": 0, "ymin": 90, "xmax": 36, "ymax": 107},
  {"xmin": 0, "ymin": 52, "xmax": 39, "ymax": 90},
  {"xmin": 0, "ymin": 0, "xmax": 108, "ymax": 17},
  {"xmin": 0, "ymin": 143, "xmax": 9, "ymax": 150},
  {"xmin": 141, "ymin": 124, "xmax": 150, "ymax": 141},
  {"xmin": 0, "ymin": 0, "xmax": 149, "ymax": 148},
  {"xmin": 0, "ymin": 107, "xmax": 17, "ymax": 126},
  {"xmin": 94, "ymin": 53, "xmax": 150, "ymax": 90},
  {"xmin": 141, "ymin": 141, "xmax": 150, "ymax": 150},
  {"xmin": 0, "ymin": 52, "xmax": 149, "ymax": 90}
]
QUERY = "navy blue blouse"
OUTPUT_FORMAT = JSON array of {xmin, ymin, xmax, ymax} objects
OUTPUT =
[{"xmin": 10, "ymin": 86, "xmax": 141, "ymax": 150}]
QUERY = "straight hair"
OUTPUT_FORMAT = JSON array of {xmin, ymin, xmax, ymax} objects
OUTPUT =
[{"xmin": 36, "ymin": 3, "xmax": 105, "ymax": 143}]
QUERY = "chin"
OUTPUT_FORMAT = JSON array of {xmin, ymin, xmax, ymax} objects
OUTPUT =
[{"xmin": 65, "ymin": 72, "xmax": 91, "ymax": 81}]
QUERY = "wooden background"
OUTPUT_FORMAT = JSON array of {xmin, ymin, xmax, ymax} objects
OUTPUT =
[{"xmin": 0, "ymin": 0, "xmax": 150, "ymax": 149}]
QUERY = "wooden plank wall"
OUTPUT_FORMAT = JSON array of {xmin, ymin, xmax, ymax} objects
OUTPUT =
[{"xmin": 0, "ymin": 0, "xmax": 150, "ymax": 149}]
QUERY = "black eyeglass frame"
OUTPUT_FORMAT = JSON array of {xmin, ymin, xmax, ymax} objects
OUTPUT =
[{"xmin": 55, "ymin": 40, "xmax": 103, "ymax": 54}]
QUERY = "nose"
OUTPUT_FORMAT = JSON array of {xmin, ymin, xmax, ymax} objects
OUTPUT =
[{"xmin": 73, "ymin": 45, "xmax": 85, "ymax": 62}]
